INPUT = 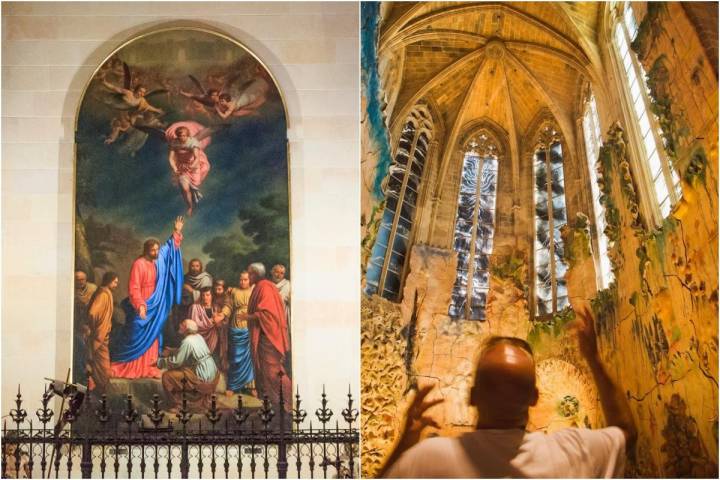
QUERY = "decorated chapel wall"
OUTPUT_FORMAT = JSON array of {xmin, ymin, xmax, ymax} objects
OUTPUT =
[
  {"xmin": 582, "ymin": 3, "xmax": 718, "ymax": 476},
  {"xmin": 2, "ymin": 2, "xmax": 359, "ymax": 416},
  {"xmin": 358, "ymin": 7, "xmax": 606, "ymax": 478}
]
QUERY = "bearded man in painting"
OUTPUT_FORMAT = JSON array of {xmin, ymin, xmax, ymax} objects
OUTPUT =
[
  {"xmin": 75, "ymin": 270, "xmax": 97, "ymax": 309},
  {"xmin": 241, "ymin": 263, "xmax": 292, "ymax": 412},
  {"xmin": 182, "ymin": 258, "xmax": 213, "ymax": 308},
  {"xmin": 110, "ymin": 216, "xmax": 185, "ymax": 379}
]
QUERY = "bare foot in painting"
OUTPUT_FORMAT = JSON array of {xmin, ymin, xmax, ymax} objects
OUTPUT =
[
  {"xmin": 225, "ymin": 390, "xmax": 234, "ymax": 397},
  {"xmin": 250, "ymin": 388, "xmax": 258, "ymax": 397},
  {"xmin": 186, "ymin": 207, "xmax": 193, "ymax": 217}
]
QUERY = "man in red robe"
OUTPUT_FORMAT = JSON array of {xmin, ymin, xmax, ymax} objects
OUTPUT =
[
  {"xmin": 239, "ymin": 262, "xmax": 292, "ymax": 411},
  {"xmin": 110, "ymin": 216, "xmax": 184, "ymax": 378}
]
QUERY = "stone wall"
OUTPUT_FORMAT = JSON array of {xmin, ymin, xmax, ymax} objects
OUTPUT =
[
  {"xmin": 359, "ymin": 242, "xmax": 603, "ymax": 477},
  {"xmin": 587, "ymin": 3, "xmax": 719, "ymax": 476},
  {"xmin": 2, "ymin": 1, "xmax": 360, "ymax": 416}
]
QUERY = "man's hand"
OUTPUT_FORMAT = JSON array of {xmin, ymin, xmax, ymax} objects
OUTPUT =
[
  {"xmin": 569, "ymin": 307, "xmax": 599, "ymax": 361},
  {"xmin": 174, "ymin": 216, "xmax": 184, "ymax": 233},
  {"xmin": 377, "ymin": 380, "xmax": 444, "ymax": 478},
  {"xmin": 139, "ymin": 304, "xmax": 147, "ymax": 320},
  {"xmin": 213, "ymin": 313, "xmax": 225, "ymax": 325},
  {"xmin": 398, "ymin": 381, "xmax": 444, "ymax": 449}
]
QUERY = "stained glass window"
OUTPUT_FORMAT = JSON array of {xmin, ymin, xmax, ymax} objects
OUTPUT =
[
  {"xmin": 582, "ymin": 94, "xmax": 614, "ymax": 288},
  {"xmin": 533, "ymin": 125, "xmax": 568, "ymax": 316},
  {"xmin": 365, "ymin": 111, "xmax": 432, "ymax": 301},
  {"xmin": 449, "ymin": 133, "xmax": 499, "ymax": 321},
  {"xmin": 614, "ymin": 2, "xmax": 681, "ymax": 219}
]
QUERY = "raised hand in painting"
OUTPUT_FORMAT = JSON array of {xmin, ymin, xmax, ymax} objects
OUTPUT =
[{"xmin": 174, "ymin": 215, "xmax": 184, "ymax": 234}]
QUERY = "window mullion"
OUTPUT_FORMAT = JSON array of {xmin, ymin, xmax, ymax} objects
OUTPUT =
[
  {"xmin": 545, "ymin": 148, "xmax": 557, "ymax": 312},
  {"xmin": 465, "ymin": 156, "xmax": 485, "ymax": 319}
]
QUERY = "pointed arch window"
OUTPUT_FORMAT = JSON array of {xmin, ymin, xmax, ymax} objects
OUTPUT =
[
  {"xmin": 533, "ymin": 125, "xmax": 569, "ymax": 316},
  {"xmin": 449, "ymin": 132, "xmax": 499, "ymax": 321},
  {"xmin": 365, "ymin": 110, "xmax": 433, "ymax": 301},
  {"xmin": 582, "ymin": 94, "xmax": 614, "ymax": 288},
  {"xmin": 613, "ymin": 2, "xmax": 681, "ymax": 219}
]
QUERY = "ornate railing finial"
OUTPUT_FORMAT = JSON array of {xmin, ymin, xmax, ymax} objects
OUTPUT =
[
  {"xmin": 259, "ymin": 394, "xmax": 275, "ymax": 429},
  {"xmin": 148, "ymin": 394, "xmax": 164, "ymax": 428},
  {"xmin": 10, "ymin": 384, "xmax": 27, "ymax": 427},
  {"xmin": 292, "ymin": 385, "xmax": 307, "ymax": 428},
  {"xmin": 342, "ymin": 385, "xmax": 359, "ymax": 425},
  {"xmin": 206, "ymin": 394, "xmax": 222, "ymax": 427},
  {"xmin": 233, "ymin": 395, "xmax": 249, "ymax": 427},
  {"xmin": 315, "ymin": 385, "xmax": 333, "ymax": 426}
]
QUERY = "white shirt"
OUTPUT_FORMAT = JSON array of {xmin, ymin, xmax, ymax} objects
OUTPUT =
[
  {"xmin": 157, "ymin": 333, "xmax": 217, "ymax": 382},
  {"xmin": 387, "ymin": 427, "xmax": 626, "ymax": 478}
]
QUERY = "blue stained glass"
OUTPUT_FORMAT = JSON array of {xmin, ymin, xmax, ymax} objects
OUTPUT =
[
  {"xmin": 450, "ymin": 148, "xmax": 499, "ymax": 320},
  {"xmin": 460, "ymin": 155, "xmax": 480, "ymax": 194},
  {"xmin": 364, "ymin": 118, "xmax": 430, "ymax": 301},
  {"xmin": 534, "ymin": 137, "xmax": 568, "ymax": 316},
  {"xmin": 375, "ymin": 224, "xmax": 391, "ymax": 249},
  {"xmin": 392, "ymin": 234, "xmax": 409, "ymax": 259}
]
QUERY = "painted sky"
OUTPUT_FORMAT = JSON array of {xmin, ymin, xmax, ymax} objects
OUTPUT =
[{"xmin": 76, "ymin": 29, "xmax": 288, "ymax": 268}]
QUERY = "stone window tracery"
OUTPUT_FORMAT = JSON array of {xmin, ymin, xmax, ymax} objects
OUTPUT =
[
  {"xmin": 533, "ymin": 124, "xmax": 569, "ymax": 316},
  {"xmin": 365, "ymin": 109, "xmax": 433, "ymax": 301},
  {"xmin": 582, "ymin": 94, "xmax": 614, "ymax": 288},
  {"xmin": 449, "ymin": 132, "xmax": 499, "ymax": 321},
  {"xmin": 613, "ymin": 2, "xmax": 681, "ymax": 219}
]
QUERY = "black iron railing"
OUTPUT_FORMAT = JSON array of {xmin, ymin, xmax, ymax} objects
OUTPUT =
[{"xmin": 1, "ymin": 377, "xmax": 359, "ymax": 479}]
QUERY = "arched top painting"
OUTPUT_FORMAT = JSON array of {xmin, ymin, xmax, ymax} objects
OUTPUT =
[{"xmin": 73, "ymin": 28, "xmax": 292, "ymax": 419}]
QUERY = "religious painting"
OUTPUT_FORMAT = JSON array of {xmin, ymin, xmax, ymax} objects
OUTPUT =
[{"xmin": 73, "ymin": 28, "xmax": 292, "ymax": 421}]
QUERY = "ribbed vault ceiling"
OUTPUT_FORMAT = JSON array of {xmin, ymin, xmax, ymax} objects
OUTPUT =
[{"xmin": 381, "ymin": 2, "xmax": 603, "ymax": 146}]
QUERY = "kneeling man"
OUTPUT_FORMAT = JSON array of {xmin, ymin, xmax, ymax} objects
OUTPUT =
[{"xmin": 159, "ymin": 319, "xmax": 219, "ymax": 411}]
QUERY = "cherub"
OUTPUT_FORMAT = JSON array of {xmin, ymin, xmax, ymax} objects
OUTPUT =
[
  {"xmin": 179, "ymin": 72, "xmax": 244, "ymax": 119},
  {"xmin": 104, "ymin": 111, "xmax": 143, "ymax": 144},
  {"xmin": 104, "ymin": 111, "xmax": 167, "ymax": 156},
  {"xmin": 214, "ymin": 66, "xmax": 271, "ymax": 120}
]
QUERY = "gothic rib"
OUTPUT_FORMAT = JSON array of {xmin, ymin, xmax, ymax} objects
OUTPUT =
[
  {"xmin": 390, "ymin": 47, "xmax": 485, "ymax": 133},
  {"xmin": 382, "ymin": 3, "xmax": 589, "ymax": 64}
]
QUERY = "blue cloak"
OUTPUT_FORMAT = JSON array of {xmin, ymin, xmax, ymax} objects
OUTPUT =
[
  {"xmin": 110, "ymin": 235, "xmax": 184, "ymax": 363},
  {"xmin": 227, "ymin": 327, "xmax": 254, "ymax": 392}
]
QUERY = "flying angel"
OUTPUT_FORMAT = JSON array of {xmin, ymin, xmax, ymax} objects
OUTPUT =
[
  {"xmin": 137, "ymin": 121, "xmax": 226, "ymax": 216},
  {"xmin": 100, "ymin": 61, "xmax": 167, "ymax": 115},
  {"xmin": 214, "ymin": 66, "xmax": 271, "ymax": 120},
  {"xmin": 179, "ymin": 72, "xmax": 244, "ymax": 119}
]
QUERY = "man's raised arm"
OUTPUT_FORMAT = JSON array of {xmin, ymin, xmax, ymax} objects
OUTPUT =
[
  {"xmin": 172, "ymin": 215, "xmax": 184, "ymax": 247},
  {"xmin": 573, "ymin": 308, "xmax": 637, "ymax": 450}
]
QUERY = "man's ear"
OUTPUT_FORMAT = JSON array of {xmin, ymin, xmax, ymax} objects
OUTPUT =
[{"xmin": 529, "ymin": 386, "xmax": 539, "ymax": 407}]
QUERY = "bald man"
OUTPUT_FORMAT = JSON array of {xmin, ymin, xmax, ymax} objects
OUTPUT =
[{"xmin": 381, "ymin": 308, "xmax": 637, "ymax": 478}]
